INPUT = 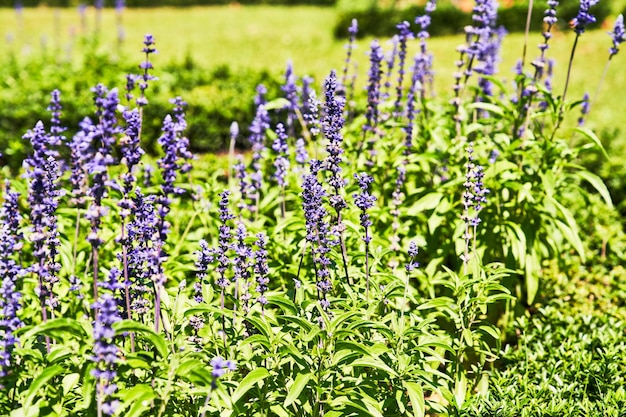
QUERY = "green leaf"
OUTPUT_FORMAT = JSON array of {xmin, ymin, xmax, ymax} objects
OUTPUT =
[
  {"xmin": 574, "ymin": 127, "xmax": 609, "ymax": 159},
  {"xmin": 454, "ymin": 373, "xmax": 467, "ymax": 410},
  {"xmin": 266, "ymin": 296, "xmax": 298, "ymax": 314},
  {"xmin": 466, "ymin": 101, "xmax": 504, "ymax": 117},
  {"xmin": 403, "ymin": 381, "xmax": 425, "ymax": 417},
  {"xmin": 407, "ymin": 192, "xmax": 444, "ymax": 214},
  {"xmin": 265, "ymin": 97, "xmax": 290, "ymax": 111},
  {"xmin": 177, "ymin": 359, "xmax": 214, "ymax": 386},
  {"xmin": 61, "ymin": 373, "xmax": 80, "ymax": 397},
  {"xmin": 118, "ymin": 383, "xmax": 157, "ymax": 405},
  {"xmin": 122, "ymin": 385, "xmax": 158, "ymax": 417},
  {"xmin": 549, "ymin": 197, "xmax": 586, "ymax": 262},
  {"xmin": 113, "ymin": 320, "xmax": 168, "ymax": 358},
  {"xmin": 573, "ymin": 168, "xmax": 613, "ymax": 208},
  {"xmin": 284, "ymin": 372, "xmax": 312, "ymax": 407},
  {"xmin": 232, "ymin": 367, "xmax": 270, "ymax": 404},
  {"xmin": 525, "ymin": 251, "xmax": 540, "ymax": 304},
  {"xmin": 24, "ymin": 364, "xmax": 65, "ymax": 412},
  {"xmin": 351, "ymin": 357, "xmax": 397, "ymax": 378},
  {"xmin": 21, "ymin": 318, "xmax": 88, "ymax": 342}
]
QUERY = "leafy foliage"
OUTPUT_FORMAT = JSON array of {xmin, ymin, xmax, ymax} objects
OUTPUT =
[{"xmin": 0, "ymin": 2, "xmax": 624, "ymax": 417}]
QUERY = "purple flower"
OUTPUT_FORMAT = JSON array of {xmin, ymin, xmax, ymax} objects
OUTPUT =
[
  {"xmin": 210, "ymin": 357, "xmax": 236, "ymax": 379},
  {"xmin": 137, "ymin": 34, "xmax": 158, "ymax": 106},
  {"xmin": 156, "ymin": 99, "xmax": 193, "ymax": 242},
  {"xmin": 282, "ymin": 61, "xmax": 299, "ymax": 130},
  {"xmin": 353, "ymin": 173, "xmax": 376, "ymax": 243},
  {"xmin": 364, "ymin": 40, "xmax": 384, "ymax": 138},
  {"xmin": 394, "ymin": 21, "xmax": 414, "ymax": 116},
  {"xmin": 248, "ymin": 85, "xmax": 270, "ymax": 197},
  {"xmin": 405, "ymin": 241, "xmax": 419, "ymax": 272},
  {"xmin": 341, "ymin": 19, "xmax": 359, "ymax": 91},
  {"xmin": 119, "ymin": 109, "xmax": 144, "ymax": 207},
  {"xmin": 232, "ymin": 222, "xmax": 253, "ymax": 310},
  {"xmin": 571, "ymin": 0, "xmax": 600, "ymax": 35},
  {"xmin": 0, "ymin": 182, "xmax": 24, "ymax": 378},
  {"xmin": 301, "ymin": 161, "xmax": 333, "ymax": 310},
  {"xmin": 216, "ymin": 191, "xmax": 235, "ymax": 290},
  {"xmin": 322, "ymin": 71, "xmax": 347, "ymax": 211},
  {"xmin": 23, "ymin": 121, "xmax": 63, "ymax": 317},
  {"xmin": 254, "ymin": 233, "xmax": 269, "ymax": 307},
  {"xmin": 272, "ymin": 123, "xmax": 290, "ymax": 188},
  {"xmin": 475, "ymin": 26, "xmax": 506, "ymax": 97},
  {"xmin": 47, "ymin": 90, "xmax": 66, "ymax": 147},
  {"xmin": 126, "ymin": 189, "xmax": 158, "ymax": 316},
  {"xmin": 383, "ymin": 36, "xmax": 399, "ymax": 100},
  {"xmin": 609, "ymin": 14, "xmax": 625, "ymax": 57},
  {"xmin": 462, "ymin": 143, "xmax": 489, "ymax": 229},
  {"xmin": 415, "ymin": 0, "xmax": 437, "ymax": 40},
  {"xmin": 578, "ymin": 92, "xmax": 590, "ymax": 127},
  {"xmin": 303, "ymin": 92, "xmax": 321, "ymax": 138},
  {"xmin": 195, "ymin": 239, "xmax": 214, "ymax": 302},
  {"xmin": 390, "ymin": 166, "xmax": 406, "ymax": 251},
  {"xmin": 91, "ymin": 291, "xmax": 121, "ymax": 417},
  {"xmin": 295, "ymin": 138, "xmax": 309, "ymax": 165}
]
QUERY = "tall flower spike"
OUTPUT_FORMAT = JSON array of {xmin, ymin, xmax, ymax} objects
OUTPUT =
[
  {"xmin": 23, "ymin": 121, "xmax": 63, "ymax": 337},
  {"xmin": 461, "ymin": 143, "xmax": 489, "ymax": 268},
  {"xmin": 254, "ymin": 233, "xmax": 269, "ymax": 309},
  {"xmin": 47, "ymin": 90, "xmax": 66, "ymax": 148},
  {"xmin": 394, "ymin": 21, "xmax": 414, "ymax": 117},
  {"xmin": 322, "ymin": 70, "xmax": 350, "ymax": 285},
  {"xmin": 125, "ymin": 189, "xmax": 159, "ymax": 319},
  {"xmin": 363, "ymin": 40, "xmax": 384, "ymax": 163},
  {"xmin": 0, "ymin": 182, "xmax": 24, "ymax": 378},
  {"xmin": 609, "ymin": 14, "xmax": 625, "ymax": 57},
  {"xmin": 91, "ymin": 291, "xmax": 121, "ymax": 416},
  {"xmin": 137, "ymin": 34, "xmax": 158, "ymax": 107},
  {"xmin": 282, "ymin": 61, "xmax": 299, "ymax": 132},
  {"xmin": 353, "ymin": 173, "xmax": 376, "ymax": 298},
  {"xmin": 248, "ymin": 85, "xmax": 270, "ymax": 208},
  {"xmin": 578, "ymin": 92, "xmax": 590, "ymax": 126},
  {"xmin": 272, "ymin": 123, "xmax": 290, "ymax": 189},
  {"xmin": 383, "ymin": 35, "xmax": 399, "ymax": 100},
  {"xmin": 341, "ymin": 19, "xmax": 358, "ymax": 93},
  {"xmin": 571, "ymin": 0, "xmax": 600, "ymax": 35},
  {"xmin": 301, "ymin": 160, "xmax": 333, "ymax": 311},
  {"xmin": 232, "ymin": 222, "xmax": 253, "ymax": 314}
]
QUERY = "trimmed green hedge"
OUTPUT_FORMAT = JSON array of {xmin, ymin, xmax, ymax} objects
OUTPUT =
[
  {"xmin": 334, "ymin": 0, "xmax": 612, "ymax": 39},
  {"xmin": 0, "ymin": 49, "xmax": 282, "ymax": 170}
]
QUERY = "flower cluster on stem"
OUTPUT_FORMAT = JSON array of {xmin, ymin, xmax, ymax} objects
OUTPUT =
[{"xmin": 0, "ymin": 182, "xmax": 24, "ymax": 378}]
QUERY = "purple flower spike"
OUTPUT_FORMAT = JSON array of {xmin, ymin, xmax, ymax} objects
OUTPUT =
[
  {"xmin": 571, "ymin": 0, "xmax": 600, "ymax": 35},
  {"xmin": 254, "ymin": 233, "xmax": 269, "ymax": 307},
  {"xmin": 272, "ymin": 123, "xmax": 290, "ymax": 188},
  {"xmin": 610, "ymin": 14, "xmax": 626, "ymax": 57},
  {"xmin": 210, "ymin": 357, "xmax": 236, "ymax": 381},
  {"xmin": 0, "ymin": 182, "xmax": 24, "ymax": 378},
  {"xmin": 405, "ymin": 241, "xmax": 419, "ymax": 272},
  {"xmin": 138, "ymin": 34, "xmax": 158, "ymax": 106},
  {"xmin": 282, "ymin": 61, "xmax": 299, "ymax": 130},
  {"xmin": 364, "ymin": 40, "xmax": 384, "ymax": 138},
  {"xmin": 91, "ymin": 291, "xmax": 121, "ymax": 417},
  {"xmin": 578, "ymin": 92, "xmax": 590, "ymax": 126}
]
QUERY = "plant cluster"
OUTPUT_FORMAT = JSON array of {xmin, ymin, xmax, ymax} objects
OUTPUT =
[{"xmin": 0, "ymin": 1, "xmax": 623, "ymax": 416}]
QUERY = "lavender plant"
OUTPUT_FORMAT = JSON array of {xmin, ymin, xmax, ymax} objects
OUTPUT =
[{"xmin": 1, "ymin": 7, "xmax": 622, "ymax": 417}]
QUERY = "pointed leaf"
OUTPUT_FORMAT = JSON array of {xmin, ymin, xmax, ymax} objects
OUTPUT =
[
  {"xmin": 284, "ymin": 372, "xmax": 312, "ymax": 407},
  {"xmin": 403, "ymin": 381, "xmax": 425, "ymax": 417},
  {"xmin": 232, "ymin": 368, "xmax": 270, "ymax": 404}
]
